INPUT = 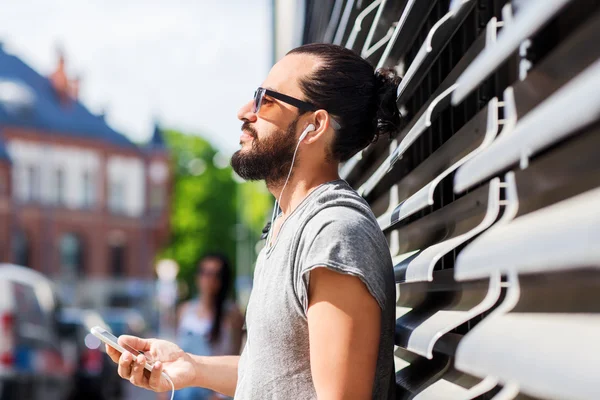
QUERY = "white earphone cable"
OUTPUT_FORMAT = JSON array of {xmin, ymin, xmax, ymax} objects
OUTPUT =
[
  {"xmin": 267, "ymin": 130, "xmax": 306, "ymax": 246},
  {"xmin": 162, "ymin": 372, "xmax": 175, "ymax": 400}
]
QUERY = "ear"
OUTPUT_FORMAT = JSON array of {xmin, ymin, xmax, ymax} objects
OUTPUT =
[{"xmin": 303, "ymin": 109, "xmax": 335, "ymax": 144}]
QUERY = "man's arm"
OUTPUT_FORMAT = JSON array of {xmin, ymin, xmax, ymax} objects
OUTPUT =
[
  {"xmin": 107, "ymin": 337, "xmax": 240, "ymax": 397},
  {"xmin": 191, "ymin": 355, "xmax": 240, "ymax": 396},
  {"xmin": 307, "ymin": 267, "xmax": 381, "ymax": 400}
]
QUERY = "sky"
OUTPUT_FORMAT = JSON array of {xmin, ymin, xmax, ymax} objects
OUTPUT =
[{"xmin": 0, "ymin": 0, "xmax": 273, "ymax": 155}]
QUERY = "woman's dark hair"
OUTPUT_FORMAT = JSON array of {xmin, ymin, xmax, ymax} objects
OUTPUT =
[
  {"xmin": 287, "ymin": 43, "xmax": 402, "ymax": 162},
  {"xmin": 197, "ymin": 252, "xmax": 232, "ymax": 344}
]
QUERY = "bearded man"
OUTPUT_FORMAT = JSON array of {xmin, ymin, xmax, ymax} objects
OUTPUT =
[{"xmin": 107, "ymin": 43, "xmax": 401, "ymax": 400}]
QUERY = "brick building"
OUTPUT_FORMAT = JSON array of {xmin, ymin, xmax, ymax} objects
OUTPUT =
[{"xmin": 0, "ymin": 45, "xmax": 171, "ymax": 308}]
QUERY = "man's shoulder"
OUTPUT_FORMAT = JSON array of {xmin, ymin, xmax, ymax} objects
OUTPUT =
[
  {"xmin": 304, "ymin": 180, "xmax": 373, "ymax": 219},
  {"xmin": 299, "ymin": 183, "xmax": 381, "ymax": 239}
]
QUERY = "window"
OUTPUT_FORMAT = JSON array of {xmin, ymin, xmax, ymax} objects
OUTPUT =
[
  {"xmin": 55, "ymin": 168, "xmax": 65, "ymax": 205},
  {"xmin": 150, "ymin": 184, "xmax": 166, "ymax": 211},
  {"xmin": 108, "ymin": 180, "xmax": 125, "ymax": 214},
  {"xmin": 60, "ymin": 233, "xmax": 84, "ymax": 278},
  {"xmin": 13, "ymin": 282, "xmax": 47, "ymax": 327},
  {"xmin": 12, "ymin": 231, "xmax": 30, "ymax": 267},
  {"xmin": 26, "ymin": 165, "xmax": 40, "ymax": 202},
  {"xmin": 82, "ymin": 171, "xmax": 95, "ymax": 208},
  {"xmin": 110, "ymin": 244, "xmax": 126, "ymax": 277}
]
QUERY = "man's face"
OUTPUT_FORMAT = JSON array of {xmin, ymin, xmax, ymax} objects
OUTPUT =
[{"xmin": 231, "ymin": 54, "xmax": 319, "ymax": 185}]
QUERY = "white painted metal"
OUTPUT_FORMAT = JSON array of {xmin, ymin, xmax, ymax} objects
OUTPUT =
[
  {"xmin": 413, "ymin": 375, "xmax": 498, "ymax": 400},
  {"xmin": 402, "ymin": 178, "xmax": 501, "ymax": 283},
  {"xmin": 388, "ymin": 98, "xmax": 498, "ymax": 227},
  {"xmin": 376, "ymin": 0, "xmax": 418, "ymax": 68},
  {"xmin": 454, "ymin": 58, "xmax": 600, "ymax": 192},
  {"xmin": 345, "ymin": 0, "xmax": 383, "ymax": 49},
  {"xmin": 360, "ymin": 84, "xmax": 457, "ymax": 198},
  {"xmin": 452, "ymin": 0, "xmax": 573, "ymax": 104},
  {"xmin": 396, "ymin": 0, "xmax": 478, "ymax": 104},
  {"xmin": 456, "ymin": 313, "xmax": 600, "ymax": 400},
  {"xmin": 333, "ymin": 0, "xmax": 356, "ymax": 45},
  {"xmin": 361, "ymin": 0, "xmax": 388, "ymax": 57},
  {"xmin": 455, "ymin": 186, "xmax": 600, "ymax": 281},
  {"xmin": 407, "ymin": 273, "xmax": 502, "ymax": 359}
]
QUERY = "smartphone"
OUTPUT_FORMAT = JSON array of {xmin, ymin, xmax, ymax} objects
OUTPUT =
[{"xmin": 91, "ymin": 326, "xmax": 159, "ymax": 375}]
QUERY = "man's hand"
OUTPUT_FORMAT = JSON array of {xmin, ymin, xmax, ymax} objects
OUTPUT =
[{"xmin": 105, "ymin": 335, "xmax": 196, "ymax": 392}]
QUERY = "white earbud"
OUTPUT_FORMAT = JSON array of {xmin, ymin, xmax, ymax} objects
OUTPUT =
[{"xmin": 299, "ymin": 124, "xmax": 315, "ymax": 142}]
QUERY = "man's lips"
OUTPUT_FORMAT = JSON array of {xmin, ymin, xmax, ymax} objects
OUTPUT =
[{"xmin": 240, "ymin": 131, "xmax": 254, "ymax": 142}]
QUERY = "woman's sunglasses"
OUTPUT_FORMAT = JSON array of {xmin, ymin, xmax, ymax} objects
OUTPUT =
[
  {"xmin": 198, "ymin": 269, "xmax": 220, "ymax": 278},
  {"xmin": 253, "ymin": 87, "xmax": 341, "ymax": 130}
]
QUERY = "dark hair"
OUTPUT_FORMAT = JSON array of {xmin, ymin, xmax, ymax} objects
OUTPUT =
[
  {"xmin": 287, "ymin": 43, "xmax": 402, "ymax": 162},
  {"xmin": 197, "ymin": 252, "xmax": 232, "ymax": 344}
]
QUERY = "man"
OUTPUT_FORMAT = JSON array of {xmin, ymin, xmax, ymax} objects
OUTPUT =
[{"xmin": 107, "ymin": 43, "xmax": 401, "ymax": 399}]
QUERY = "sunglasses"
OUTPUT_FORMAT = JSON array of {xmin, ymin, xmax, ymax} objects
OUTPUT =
[
  {"xmin": 253, "ymin": 87, "xmax": 342, "ymax": 130},
  {"xmin": 198, "ymin": 270, "xmax": 221, "ymax": 278}
]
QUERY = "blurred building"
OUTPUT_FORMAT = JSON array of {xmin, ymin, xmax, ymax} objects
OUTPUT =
[{"xmin": 0, "ymin": 44, "xmax": 171, "ymax": 308}]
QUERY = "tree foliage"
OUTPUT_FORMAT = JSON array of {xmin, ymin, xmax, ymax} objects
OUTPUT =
[
  {"xmin": 159, "ymin": 129, "xmax": 237, "ymax": 292},
  {"xmin": 158, "ymin": 129, "xmax": 272, "ymax": 297}
]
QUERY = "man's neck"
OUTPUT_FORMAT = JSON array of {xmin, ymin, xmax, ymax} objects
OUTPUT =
[{"xmin": 268, "ymin": 165, "xmax": 340, "ymax": 217}]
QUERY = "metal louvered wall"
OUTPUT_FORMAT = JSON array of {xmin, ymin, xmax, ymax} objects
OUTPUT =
[{"xmin": 302, "ymin": 0, "xmax": 600, "ymax": 399}]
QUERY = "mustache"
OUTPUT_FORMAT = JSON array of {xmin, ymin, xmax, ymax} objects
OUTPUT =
[{"xmin": 241, "ymin": 122, "xmax": 258, "ymax": 139}]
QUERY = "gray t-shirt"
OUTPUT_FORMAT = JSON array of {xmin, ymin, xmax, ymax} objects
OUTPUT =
[{"xmin": 235, "ymin": 180, "xmax": 396, "ymax": 400}]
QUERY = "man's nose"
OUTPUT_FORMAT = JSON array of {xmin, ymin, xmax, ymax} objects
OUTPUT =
[{"xmin": 238, "ymin": 100, "xmax": 257, "ymax": 122}]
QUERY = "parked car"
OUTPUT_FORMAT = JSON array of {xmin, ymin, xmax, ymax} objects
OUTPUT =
[
  {"xmin": 0, "ymin": 264, "xmax": 72, "ymax": 400},
  {"xmin": 58, "ymin": 308, "xmax": 123, "ymax": 400}
]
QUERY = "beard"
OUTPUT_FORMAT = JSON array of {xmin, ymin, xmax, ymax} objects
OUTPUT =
[{"xmin": 231, "ymin": 117, "xmax": 299, "ymax": 186}]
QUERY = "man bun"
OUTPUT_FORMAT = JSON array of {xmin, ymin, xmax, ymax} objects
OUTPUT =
[
  {"xmin": 373, "ymin": 68, "xmax": 402, "ymax": 140},
  {"xmin": 288, "ymin": 44, "xmax": 404, "ymax": 161}
]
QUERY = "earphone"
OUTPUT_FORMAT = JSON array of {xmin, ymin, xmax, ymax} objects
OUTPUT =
[
  {"xmin": 267, "ymin": 123, "xmax": 316, "ymax": 246},
  {"xmin": 298, "ymin": 123, "xmax": 315, "ymax": 142}
]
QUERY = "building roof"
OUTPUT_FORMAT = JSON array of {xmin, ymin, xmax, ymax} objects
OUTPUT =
[
  {"xmin": 146, "ymin": 123, "xmax": 167, "ymax": 150},
  {"xmin": 0, "ymin": 44, "xmax": 136, "ymax": 149}
]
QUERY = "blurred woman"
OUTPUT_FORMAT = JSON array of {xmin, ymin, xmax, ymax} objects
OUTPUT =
[{"xmin": 175, "ymin": 253, "xmax": 244, "ymax": 400}]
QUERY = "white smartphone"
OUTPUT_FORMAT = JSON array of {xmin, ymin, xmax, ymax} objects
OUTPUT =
[{"xmin": 91, "ymin": 326, "xmax": 162, "ymax": 376}]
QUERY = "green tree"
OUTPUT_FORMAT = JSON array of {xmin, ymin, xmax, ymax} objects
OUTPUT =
[
  {"xmin": 158, "ymin": 129, "xmax": 273, "ymax": 299},
  {"xmin": 159, "ymin": 129, "xmax": 237, "ymax": 295}
]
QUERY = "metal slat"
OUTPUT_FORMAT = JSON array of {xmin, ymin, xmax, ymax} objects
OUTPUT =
[
  {"xmin": 359, "ymin": 19, "xmax": 489, "ymax": 201},
  {"xmin": 387, "ymin": 181, "xmax": 491, "ymax": 256},
  {"xmin": 511, "ymin": 8, "xmax": 600, "ymax": 118},
  {"xmin": 360, "ymin": 84, "xmax": 457, "ymax": 198},
  {"xmin": 360, "ymin": 0, "xmax": 404, "ymax": 61},
  {"xmin": 395, "ymin": 269, "xmax": 501, "ymax": 359},
  {"xmin": 395, "ymin": 177, "xmax": 501, "ymax": 283},
  {"xmin": 332, "ymin": 0, "xmax": 356, "ymax": 44},
  {"xmin": 395, "ymin": 347, "xmax": 451, "ymax": 397},
  {"xmin": 396, "ymin": 0, "xmax": 478, "ymax": 106},
  {"xmin": 378, "ymin": 99, "xmax": 498, "ymax": 230},
  {"xmin": 345, "ymin": 0, "xmax": 383, "ymax": 50},
  {"xmin": 511, "ymin": 124, "xmax": 600, "ymax": 218},
  {"xmin": 376, "ymin": 0, "xmax": 437, "ymax": 69},
  {"xmin": 455, "ymin": 185, "xmax": 600, "ymax": 282},
  {"xmin": 323, "ymin": 0, "xmax": 347, "ymax": 43},
  {"xmin": 452, "ymin": 0, "xmax": 574, "ymax": 104},
  {"xmin": 455, "ymin": 313, "xmax": 600, "ymax": 400},
  {"xmin": 454, "ymin": 58, "xmax": 600, "ymax": 193},
  {"xmin": 413, "ymin": 368, "xmax": 496, "ymax": 399}
]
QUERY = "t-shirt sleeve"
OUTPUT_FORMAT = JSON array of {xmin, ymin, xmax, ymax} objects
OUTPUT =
[{"xmin": 294, "ymin": 206, "xmax": 389, "ymax": 316}]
